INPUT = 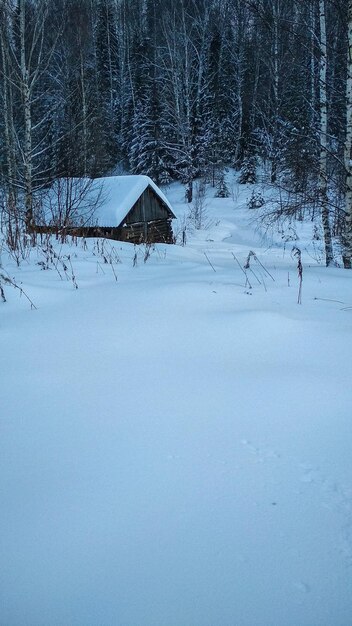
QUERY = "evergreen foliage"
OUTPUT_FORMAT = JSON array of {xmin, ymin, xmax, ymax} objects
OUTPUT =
[
  {"xmin": 239, "ymin": 157, "xmax": 257, "ymax": 185},
  {"xmin": 215, "ymin": 170, "xmax": 230, "ymax": 198},
  {"xmin": 0, "ymin": 0, "xmax": 350, "ymax": 264}
]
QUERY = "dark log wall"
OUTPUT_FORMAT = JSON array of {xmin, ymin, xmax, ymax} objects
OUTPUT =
[
  {"xmin": 33, "ymin": 219, "xmax": 174, "ymax": 244},
  {"xmin": 121, "ymin": 218, "xmax": 174, "ymax": 243},
  {"xmin": 122, "ymin": 187, "xmax": 172, "ymax": 226}
]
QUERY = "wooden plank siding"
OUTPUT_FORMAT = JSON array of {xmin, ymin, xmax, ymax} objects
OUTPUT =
[
  {"xmin": 118, "ymin": 187, "xmax": 172, "ymax": 226},
  {"xmin": 33, "ymin": 219, "xmax": 174, "ymax": 244}
]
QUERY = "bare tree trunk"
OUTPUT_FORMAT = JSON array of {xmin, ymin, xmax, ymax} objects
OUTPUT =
[
  {"xmin": 310, "ymin": 1, "xmax": 316, "ymax": 128},
  {"xmin": 80, "ymin": 50, "xmax": 88, "ymax": 177},
  {"xmin": 270, "ymin": 0, "xmax": 280, "ymax": 184},
  {"xmin": 19, "ymin": 0, "xmax": 34, "ymax": 232},
  {"xmin": 182, "ymin": 5, "xmax": 193, "ymax": 203},
  {"xmin": 106, "ymin": 3, "xmax": 115, "ymax": 116},
  {"xmin": 343, "ymin": 0, "xmax": 352, "ymax": 268},
  {"xmin": 0, "ymin": 14, "xmax": 16, "ymax": 204},
  {"xmin": 318, "ymin": 0, "xmax": 334, "ymax": 266},
  {"xmin": 235, "ymin": 83, "xmax": 243, "ymax": 164},
  {"xmin": 161, "ymin": 2, "xmax": 199, "ymax": 203}
]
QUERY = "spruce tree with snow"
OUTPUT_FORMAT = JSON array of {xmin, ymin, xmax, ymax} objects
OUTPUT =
[
  {"xmin": 239, "ymin": 157, "xmax": 257, "ymax": 184},
  {"xmin": 206, "ymin": 8, "xmax": 241, "ymax": 172},
  {"xmin": 129, "ymin": 86, "xmax": 171, "ymax": 185},
  {"xmin": 129, "ymin": 102, "xmax": 159, "ymax": 180},
  {"xmin": 215, "ymin": 170, "xmax": 230, "ymax": 198},
  {"xmin": 94, "ymin": 0, "xmax": 120, "ymax": 172},
  {"xmin": 126, "ymin": 0, "xmax": 172, "ymax": 184}
]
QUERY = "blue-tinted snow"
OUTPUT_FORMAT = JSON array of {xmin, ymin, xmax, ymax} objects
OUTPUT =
[{"xmin": 1, "ymin": 173, "xmax": 352, "ymax": 626}]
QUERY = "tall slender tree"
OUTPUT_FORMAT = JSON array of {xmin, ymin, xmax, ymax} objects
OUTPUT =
[
  {"xmin": 318, "ymin": 0, "xmax": 334, "ymax": 265},
  {"xmin": 343, "ymin": 0, "xmax": 352, "ymax": 268}
]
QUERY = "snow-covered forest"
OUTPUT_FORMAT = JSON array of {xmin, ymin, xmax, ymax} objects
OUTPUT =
[
  {"xmin": 1, "ymin": 0, "xmax": 352, "ymax": 265},
  {"xmin": 1, "ymin": 2, "xmax": 352, "ymax": 625}
]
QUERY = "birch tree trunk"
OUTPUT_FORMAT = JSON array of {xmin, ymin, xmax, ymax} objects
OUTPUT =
[
  {"xmin": 19, "ymin": 0, "xmax": 34, "ymax": 232},
  {"xmin": 318, "ymin": 0, "xmax": 334, "ymax": 266},
  {"xmin": 310, "ymin": 1, "xmax": 317, "ymax": 128},
  {"xmin": 270, "ymin": 0, "xmax": 280, "ymax": 184},
  {"xmin": 161, "ymin": 1, "xmax": 202, "ymax": 203},
  {"xmin": 2, "ymin": 0, "xmax": 63, "ymax": 233},
  {"xmin": 0, "ymin": 11, "xmax": 16, "ymax": 206},
  {"xmin": 342, "ymin": 0, "xmax": 352, "ymax": 268},
  {"xmin": 182, "ymin": 4, "xmax": 193, "ymax": 204},
  {"xmin": 80, "ymin": 49, "xmax": 88, "ymax": 177}
]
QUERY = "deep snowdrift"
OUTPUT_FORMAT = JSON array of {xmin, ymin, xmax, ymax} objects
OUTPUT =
[{"xmin": 1, "ymin": 178, "xmax": 352, "ymax": 625}]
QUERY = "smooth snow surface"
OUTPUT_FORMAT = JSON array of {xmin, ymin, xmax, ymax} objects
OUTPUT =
[{"xmin": 1, "ymin": 176, "xmax": 352, "ymax": 626}]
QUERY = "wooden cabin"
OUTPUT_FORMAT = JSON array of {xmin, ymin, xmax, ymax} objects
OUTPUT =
[{"xmin": 35, "ymin": 175, "xmax": 176, "ymax": 244}]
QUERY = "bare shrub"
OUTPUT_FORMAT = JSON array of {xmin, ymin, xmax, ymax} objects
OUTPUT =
[
  {"xmin": 190, "ymin": 179, "xmax": 207, "ymax": 229},
  {"xmin": 36, "ymin": 177, "xmax": 104, "ymax": 241},
  {"xmin": 0, "ymin": 191, "xmax": 31, "ymax": 265}
]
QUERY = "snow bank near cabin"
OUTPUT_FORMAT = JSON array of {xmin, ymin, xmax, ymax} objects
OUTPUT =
[{"xmin": 1, "ymin": 175, "xmax": 352, "ymax": 626}]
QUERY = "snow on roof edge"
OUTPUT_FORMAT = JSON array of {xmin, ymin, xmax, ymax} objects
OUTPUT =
[
  {"xmin": 37, "ymin": 175, "xmax": 176, "ymax": 229},
  {"xmin": 92, "ymin": 175, "xmax": 176, "ymax": 227}
]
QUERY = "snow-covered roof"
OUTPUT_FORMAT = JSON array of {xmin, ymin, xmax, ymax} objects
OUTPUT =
[{"xmin": 92, "ymin": 175, "xmax": 175, "ymax": 227}]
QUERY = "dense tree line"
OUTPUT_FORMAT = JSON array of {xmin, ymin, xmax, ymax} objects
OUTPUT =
[{"xmin": 0, "ymin": 0, "xmax": 351, "ymax": 265}]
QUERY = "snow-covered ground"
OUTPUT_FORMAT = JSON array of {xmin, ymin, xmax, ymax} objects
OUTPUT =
[{"xmin": 1, "ymin": 177, "xmax": 352, "ymax": 625}]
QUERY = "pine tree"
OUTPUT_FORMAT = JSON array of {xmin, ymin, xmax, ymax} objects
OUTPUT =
[
  {"xmin": 206, "ymin": 4, "xmax": 241, "ymax": 173},
  {"xmin": 215, "ymin": 169, "xmax": 230, "ymax": 197},
  {"xmin": 239, "ymin": 156, "xmax": 257, "ymax": 184},
  {"xmin": 95, "ymin": 0, "xmax": 119, "ymax": 172}
]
